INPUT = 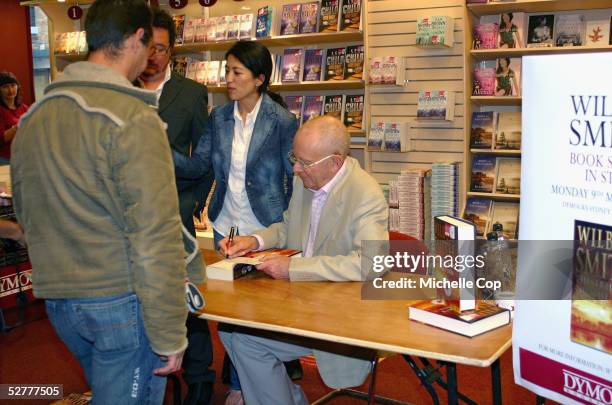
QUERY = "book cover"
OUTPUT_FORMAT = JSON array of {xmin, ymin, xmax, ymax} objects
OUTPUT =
[
  {"xmin": 172, "ymin": 56, "xmax": 188, "ymax": 78},
  {"xmin": 340, "ymin": 0, "xmax": 362, "ymax": 31},
  {"xmin": 473, "ymin": 22, "xmax": 499, "ymax": 49},
  {"xmin": 368, "ymin": 121, "xmax": 384, "ymax": 150},
  {"xmin": 324, "ymin": 47, "xmax": 346, "ymax": 81},
  {"xmin": 206, "ymin": 248, "xmax": 302, "ymax": 281},
  {"xmin": 571, "ymin": 220, "xmax": 612, "ymax": 354},
  {"xmin": 343, "ymin": 94, "xmax": 364, "ymax": 130},
  {"xmin": 470, "ymin": 111, "xmax": 495, "ymax": 149},
  {"xmin": 302, "ymin": 49, "xmax": 323, "ymax": 82},
  {"xmin": 555, "ymin": 14, "xmax": 585, "ymax": 46},
  {"xmin": 194, "ymin": 18, "xmax": 207, "ymax": 43},
  {"xmin": 489, "ymin": 202, "xmax": 518, "ymax": 238},
  {"xmin": 256, "ymin": 6, "xmax": 273, "ymax": 38},
  {"xmin": 383, "ymin": 122, "xmax": 401, "ymax": 152},
  {"xmin": 299, "ymin": 2, "xmax": 319, "ymax": 34},
  {"xmin": 226, "ymin": 15, "xmax": 240, "ymax": 41},
  {"xmin": 219, "ymin": 60, "xmax": 227, "ymax": 85},
  {"xmin": 323, "ymin": 94, "xmax": 343, "ymax": 120},
  {"xmin": 584, "ymin": 17, "xmax": 610, "ymax": 46},
  {"xmin": 65, "ymin": 31, "xmax": 79, "ymax": 54},
  {"xmin": 494, "ymin": 158, "xmax": 521, "ymax": 195},
  {"xmin": 302, "ymin": 95, "xmax": 324, "ymax": 123},
  {"xmin": 172, "ymin": 14, "xmax": 186, "ymax": 45},
  {"xmin": 206, "ymin": 17, "xmax": 218, "ymax": 42},
  {"xmin": 416, "ymin": 16, "xmax": 453, "ymax": 47},
  {"xmin": 495, "ymin": 111, "xmax": 521, "ymax": 150},
  {"xmin": 216, "ymin": 15, "xmax": 229, "ymax": 41},
  {"xmin": 495, "ymin": 57, "xmax": 521, "ymax": 96},
  {"xmin": 464, "ymin": 197, "xmax": 493, "ymax": 237},
  {"xmin": 344, "ymin": 45, "xmax": 364, "ymax": 80},
  {"xmin": 368, "ymin": 57, "xmax": 382, "ymax": 84},
  {"xmin": 472, "ymin": 61, "xmax": 496, "ymax": 96},
  {"xmin": 470, "ymin": 155, "xmax": 496, "ymax": 193},
  {"xmin": 183, "ymin": 18, "xmax": 196, "ymax": 43},
  {"xmin": 185, "ymin": 61, "xmax": 198, "ymax": 81},
  {"xmin": 206, "ymin": 61, "xmax": 220, "ymax": 86},
  {"xmin": 319, "ymin": 0, "xmax": 340, "ymax": 32},
  {"xmin": 281, "ymin": 48, "xmax": 303, "ymax": 82},
  {"xmin": 381, "ymin": 56, "xmax": 404, "ymax": 85},
  {"xmin": 280, "ymin": 4, "xmax": 301, "ymax": 36},
  {"xmin": 285, "ymin": 95, "xmax": 304, "ymax": 124},
  {"xmin": 409, "ymin": 300, "xmax": 511, "ymax": 337},
  {"xmin": 416, "ymin": 90, "xmax": 454, "ymax": 120},
  {"xmin": 498, "ymin": 12, "xmax": 525, "ymax": 48},
  {"xmin": 239, "ymin": 14, "xmax": 254, "ymax": 39},
  {"xmin": 195, "ymin": 61, "xmax": 207, "ymax": 85},
  {"xmin": 54, "ymin": 32, "xmax": 67, "ymax": 54},
  {"xmin": 527, "ymin": 14, "xmax": 555, "ymax": 47}
]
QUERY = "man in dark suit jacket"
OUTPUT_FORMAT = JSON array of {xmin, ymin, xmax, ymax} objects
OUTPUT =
[{"xmin": 139, "ymin": 9, "xmax": 214, "ymax": 405}]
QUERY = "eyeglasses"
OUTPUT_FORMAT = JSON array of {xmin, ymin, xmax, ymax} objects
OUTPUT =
[
  {"xmin": 149, "ymin": 44, "xmax": 170, "ymax": 55},
  {"xmin": 288, "ymin": 151, "xmax": 337, "ymax": 169}
]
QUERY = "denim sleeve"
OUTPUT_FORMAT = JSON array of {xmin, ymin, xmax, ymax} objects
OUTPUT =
[
  {"xmin": 281, "ymin": 114, "xmax": 298, "ymax": 202},
  {"xmin": 173, "ymin": 111, "xmax": 213, "ymax": 179}
]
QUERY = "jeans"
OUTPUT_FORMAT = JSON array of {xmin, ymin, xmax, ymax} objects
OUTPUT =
[{"xmin": 45, "ymin": 293, "xmax": 166, "ymax": 405}]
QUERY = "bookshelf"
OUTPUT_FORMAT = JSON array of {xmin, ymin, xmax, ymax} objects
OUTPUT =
[{"xmin": 463, "ymin": 0, "xmax": 612, "ymax": 237}]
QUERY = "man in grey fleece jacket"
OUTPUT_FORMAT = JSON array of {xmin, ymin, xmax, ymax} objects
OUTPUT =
[{"xmin": 11, "ymin": 1, "xmax": 202, "ymax": 403}]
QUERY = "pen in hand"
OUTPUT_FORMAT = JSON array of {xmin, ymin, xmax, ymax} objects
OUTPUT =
[{"xmin": 226, "ymin": 226, "xmax": 236, "ymax": 258}]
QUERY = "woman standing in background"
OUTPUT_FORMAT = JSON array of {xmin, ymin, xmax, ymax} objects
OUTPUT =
[{"xmin": 0, "ymin": 72, "xmax": 29, "ymax": 165}]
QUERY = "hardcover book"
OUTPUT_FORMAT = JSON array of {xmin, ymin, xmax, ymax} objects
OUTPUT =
[
  {"xmin": 527, "ymin": 14, "xmax": 555, "ymax": 47},
  {"xmin": 172, "ymin": 14, "xmax": 186, "ymax": 45},
  {"xmin": 382, "ymin": 56, "xmax": 405, "ymax": 85},
  {"xmin": 256, "ymin": 6, "xmax": 274, "ymax": 38},
  {"xmin": 470, "ymin": 111, "xmax": 496, "ymax": 149},
  {"xmin": 302, "ymin": 95, "xmax": 324, "ymax": 123},
  {"xmin": 206, "ymin": 249, "xmax": 302, "ymax": 281},
  {"xmin": 584, "ymin": 16, "xmax": 610, "ymax": 46},
  {"xmin": 489, "ymin": 202, "xmax": 518, "ymax": 238},
  {"xmin": 239, "ymin": 13, "xmax": 254, "ymax": 39},
  {"xmin": 495, "ymin": 111, "xmax": 521, "ymax": 150},
  {"xmin": 299, "ymin": 2, "xmax": 319, "ymax": 34},
  {"xmin": 324, "ymin": 47, "xmax": 346, "ymax": 80},
  {"xmin": 495, "ymin": 57, "xmax": 521, "ymax": 96},
  {"xmin": 494, "ymin": 158, "xmax": 521, "ymax": 195},
  {"xmin": 302, "ymin": 49, "xmax": 323, "ymax": 82},
  {"xmin": 472, "ymin": 60, "xmax": 496, "ymax": 96},
  {"xmin": 281, "ymin": 48, "xmax": 303, "ymax": 82},
  {"xmin": 340, "ymin": 0, "xmax": 362, "ymax": 31},
  {"xmin": 473, "ymin": 22, "xmax": 499, "ymax": 49},
  {"xmin": 368, "ymin": 121, "xmax": 384, "ymax": 150},
  {"xmin": 226, "ymin": 15, "xmax": 241, "ymax": 41},
  {"xmin": 323, "ymin": 94, "xmax": 343, "ymax": 120},
  {"xmin": 344, "ymin": 45, "xmax": 364, "ymax": 80},
  {"xmin": 498, "ymin": 12, "xmax": 525, "ymax": 48},
  {"xmin": 285, "ymin": 95, "xmax": 304, "ymax": 124},
  {"xmin": 409, "ymin": 301, "xmax": 511, "ymax": 337},
  {"xmin": 463, "ymin": 197, "xmax": 493, "ymax": 237},
  {"xmin": 280, "ymin": 4, "xmax": 301, "ymax": 36},
  {"xmin": 470, "ymin": 155, "xmax": 496, "ymax": 193},
  {"xmin": 343, "ymin": 94, "xmax": 364, "ymax": 130},
  {"xmin": 319, "ymin": 0, "xmax": 340, "ymax": 32},
  {"xmin": 555, "ymin": 14, "xmax": 585, "ymax": 46}
]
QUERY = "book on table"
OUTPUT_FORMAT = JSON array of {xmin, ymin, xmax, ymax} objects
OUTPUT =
[
  {"xmin": 408, "ymin": 300, "xmax": 511, "ymax": 337},
  {"xmin": 206, "ymin": 248, "xmax": 302, "ymax": 281}
]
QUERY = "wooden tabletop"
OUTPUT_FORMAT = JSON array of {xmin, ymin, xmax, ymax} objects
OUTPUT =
[{"xmin": 198, "ymin": 250, "xmax": 512, "ymax": 367}]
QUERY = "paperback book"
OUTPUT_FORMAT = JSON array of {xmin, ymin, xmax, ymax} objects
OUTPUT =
[
  {"xmin": 344, "ymin": 45, "xmax": 364, "ymax": 80},
  {"xmin": 340, "ymin": 0, "xmax": 362, "ymax": 31},
  {"xmin": 416, "ymin": 16, "xmax": 454, "ymax": 47},
  {"xmin": 239, "ymin": 14, "xmax": 254, "ymax": 39},
  {"xmin": 498, "ymin": 12, "xmax": 525, "ymax": 48},
  {"xmin": 584, "ymin": 15, "xmax": 610, "ymax": 46},
  {"xmin": 323, "ymin": 94, "xmax": 343, "ymax": 120},
  {"xmin": 226, "ymin": 15, "xmax": 240, "ymax": 41},
  {"xmin": 489, "ymin": 202, "xmax": 518, "ymax": 238},
  {"xmin": 302, "ymin": 49, "xmax": 324, "ymax": 82},
  {"xmin": 473, "ymin": 22, "xmax": 499, "ymax": 49},
  {"xmin": 470, "ymin": 155, "xmax": 496, "ymax": 193},
  {"xmin": 195, "ymin": 18, "xmax": 207, "ymax": 43},
  {"xmin": 216, "ymin": 15, "xmax": 229, "ymax": 41},
  {"xmin": 463, "ymin": 197, "xmax": 493, "ymax": 237},
  {"xmin": 470, "ymin": 111, "xmax": 496, "ymax": 149},
  {"xmin": 172, "ymin": 15, "xmax": 186, "ymax": 45},
  {"xmin": 281, "ymin": 48, "xmax": 303, "ymax": 82},
  {"xmin": 368, "ymin": 121, "xmax": 384, "ymax": 150},
  {"xmin": 285, "ymin": 95, "xmax": 304, "ymax": 124},
  {"xmin": 554, "ymin": 14, "xmax": 585, "ymax": 46},
  {"xmin": 206, "ymin": 61, "xmax": 220, "ymax": 86},
  {"xmin": 324, "ymin": 47, "xmax": 346, "ymax": 80},
  {"xmin": 472, "ymin": 60, "xmax": 496, "ymax": 96},
  {"xmin": 319, "ymin": 0, "xmax": 340, "ymax": 32},
  {"xmin": 382, "ymin": 56, "xmax": 406, "ymax": 85},
  {"xmin": 343, "ymin": 94, "xmax": 364, "ymax": 130},
  {"xmin": 206, "ymin": 249, "xmax": 302, "ymax": 281},
  {"xmin": 299, "ymin": 2, "xmax": 319, "ymax": 34},
  {"xmin": 206, "ymin": 17, "xmax": 218, "ymax": 42},
  {"xmin": 494, "ymin": 158, "xmax": 521, "ymax": 195},
  {"xmin": 527, "ymin": 14, "xmax": 555, "ymax": 47},
  {"xmin": 368, "ymin": 57, "xmax": 382, "ymax": 84},
  {"xmin": 495, "ymin": 111, "xmax": 521, "ymax": 150},
  {"xmin": 183, "ymin": 19, "xmax": 196, "ymax": 43},
  {"xmin": 256, "ymin": 6, "xmax": 274, "ymax": 38},
  {"xmin": 280, "ymin": 4, "xmax": 301, "ymax": 36},
  {"xmin": 495, "ymin": 57, "xmax": 521, "ymax": 96},
  {"xmin": 302, "ymin": 95, "xmax": 324, "ymax": 123},
  {"xmin": 383, "ymin": 122, "xmax": 410, "ymax": 152},
  {"xmin": 416, "ymin": 90, "xmax": 455, "ymax": 121}
]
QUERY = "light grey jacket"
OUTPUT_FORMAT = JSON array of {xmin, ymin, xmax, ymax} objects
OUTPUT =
[
  {"xmin": 256, "ymin": 156, "xmax": 389, "ymax": 388},
  {"xmin": 11, "ymin": 62, "xmax": 201, "ymax": 356}
]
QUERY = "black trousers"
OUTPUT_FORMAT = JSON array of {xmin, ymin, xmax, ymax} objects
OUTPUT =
[{"xmin": 183, "ymin": 312, "xmax": 216, "ymax": 385}]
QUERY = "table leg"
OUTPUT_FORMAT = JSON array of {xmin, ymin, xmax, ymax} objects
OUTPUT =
[
  {"xmin": 446, "ymin": 362, "xmax": 458, "ymax": 405},
  {"xmin": 491, "ymin": 358, "xmax": 502, "ymax": 405}
]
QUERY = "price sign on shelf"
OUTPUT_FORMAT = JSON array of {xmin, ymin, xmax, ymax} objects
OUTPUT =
[
  {"xmin": 169, "ymin": 0, "xmax": 187, "ymax": 9},
  {"xmin": 199, "ymin": 0, "xmax": 218, "ymax": 6},
  {"xmin": 67, "ymin": 6, "xmax": 83, "ymax": 20}
]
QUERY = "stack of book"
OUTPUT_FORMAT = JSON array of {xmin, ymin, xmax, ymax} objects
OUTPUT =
[
  {"xmin": 416, "ymin": 90, "xmax": 455, "ymax": 121},
  {"xmin": 397, "ymin": 169, "xmax": 430, "ymax": 240},
  {"xmin": 415, "ymin": 16, "xmax": 454, "ymax": 47},
  {"xmin": 368, "ymin": 56, "xmax": 407, "ymax": 86},
  {"xmin": 387, "ymin": 180, "xmax": 399, "ymax": 232},
  {"xmin": 430, "ymin": 163, "xmax": 459, "ymax": 239},
  {"xmin": 271, "ymin": 46, "xmax": 364, "ymax": 83}
]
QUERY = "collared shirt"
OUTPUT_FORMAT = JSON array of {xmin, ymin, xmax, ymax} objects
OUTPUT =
[
  {"xmin": 153, "ymin": 65, "xmax": 172, "ymax": 102},
  {"xmin": 214, "ymin": 95, "xmax": 265, "ymax": 237}
]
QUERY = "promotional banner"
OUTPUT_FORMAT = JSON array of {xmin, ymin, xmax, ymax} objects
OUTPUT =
[{"xmin": 514, "ymin": 53, "xmax": 612, "ymax": 404}]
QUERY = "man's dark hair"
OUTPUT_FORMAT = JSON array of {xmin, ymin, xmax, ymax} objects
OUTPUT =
[
  {"xmin": 152, "ymin": 9, "xmax": 176, "ymax": 48},
  {"xmin": 85, "ymin": 0, "xmax": 153, "ymax": 56},
  {"xmin": 225, "ymin": 41, "xmax": 273, "ymax": 94}
]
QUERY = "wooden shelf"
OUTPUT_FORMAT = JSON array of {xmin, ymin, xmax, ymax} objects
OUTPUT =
[
  {"xmin": 470, "ymin": 45, "xmax": 612, "ymax": 59},
  {"xmin": 349, "ymin": 130, "xmax": 366, "ymax": 137},
  {"xmin": 471, "ymin": 96, "xmax": 522, "ymax": 105},
  {"xmin": 467, "ymin": 192, "xmax": 521, "ymax": 201},
  {"xmin": 208, "ymin": 80, "xmax": 364, "ymax": 93},
  {"xmin": 175, "ymin": 31, "xmax": 363, "ymax": 54},
  {"xmin": 470, "ymin": 149, "xmax": 521, "ymax": 156},
  {"xmin": 468, "ymin": 0, "xmax": 612, "ymax": 17}
]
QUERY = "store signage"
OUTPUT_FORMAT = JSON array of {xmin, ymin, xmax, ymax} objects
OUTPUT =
[
  {"xmin": 169, "ymin": 0, "xmax": 187, "ymax": 9},
  {"xmin": 67, "ymin": 6, "xmax": 83, "ymax": 20},
  {"xmin": 199, "ymin": 0, "xmax": 218, "ymax": 6}
]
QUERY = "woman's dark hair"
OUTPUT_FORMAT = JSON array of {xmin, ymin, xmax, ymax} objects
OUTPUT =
[
  {"xmin": 0, "ymin": 71, "xmax": 21, "ymax": 109},
  {"xmin": 85, "ymin": 0, "xmax": 153, "ymax": 56},
  {"xmin": 266, "ymin": 91, "xmax": 287, "ymax": 109},
  {"xmin": 500, "ymin": 13, "xmax": 514, "ymax": 29},
  {"xmin": 496, "ymin": 57, "xmax": 511, "ymax": 73},
  {"xmin": 225, "ymin": 41, "xmax": 273, "ymax": 94},
  {"xmin": 152, "ymin": 8, "xmax": 176, "ymax": 48}
]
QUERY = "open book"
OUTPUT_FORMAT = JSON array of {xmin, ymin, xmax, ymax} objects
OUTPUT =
[{"xmin": 206, "ymin": 248, "xmax": 302, "ymax": 281}]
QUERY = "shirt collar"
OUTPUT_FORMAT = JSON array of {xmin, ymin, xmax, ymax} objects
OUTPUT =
[
  {"xmin": 311, "ymin": 158, "xmax": 347, "ymax": 197},
  {"xmin": 233, "ymin": 93, "xmax": 263, "ymax": 126}
]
